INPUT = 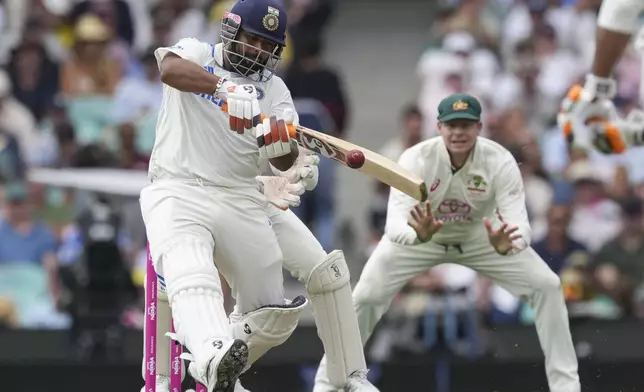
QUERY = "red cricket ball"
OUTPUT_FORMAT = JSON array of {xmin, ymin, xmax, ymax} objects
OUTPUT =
[{"xmin": 346, "ymin": 149, "xmax": 365, "ymax": 169}]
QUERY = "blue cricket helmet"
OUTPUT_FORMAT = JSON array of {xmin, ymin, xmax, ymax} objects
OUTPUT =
[{"xmin": 221, "ymin": 0, "xmax": 288, "ymax": 82}]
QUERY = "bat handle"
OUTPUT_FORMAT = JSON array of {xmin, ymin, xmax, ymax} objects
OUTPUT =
[{"xmin": 220, "ymin": 103, "xmax": 296, "ymax": 138}]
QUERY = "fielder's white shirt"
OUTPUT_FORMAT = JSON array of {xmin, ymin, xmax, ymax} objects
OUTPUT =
[
  {"xmin": 151, "ymin": 38, "xmax": 298, "ymax": 188},
  {"xmin": 385, "ymin": 137, "xmax": 531, "ymax": 254}
]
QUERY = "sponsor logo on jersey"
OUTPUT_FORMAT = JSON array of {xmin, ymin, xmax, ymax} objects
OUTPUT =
[{"xmin": 436, "ymin": 199, "xmax": 472, "ymax": 222}]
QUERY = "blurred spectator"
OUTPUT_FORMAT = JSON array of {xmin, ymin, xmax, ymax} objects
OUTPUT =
[
  {"xmin": 60, "ymin": 14, "xmax": 121, "ymax": 98},
  {"xmin": 0, "ymin": 296, "xmax": 19, "ymax": 328},
  {"xmin": 0, "ymin": 182, "xmax": 60, "ymax": 304},
  {"xmin": 110, "ymin": 49, "xmax": 161, "ymax": 154},
  {"xmin": 367, "ymin": 105, "xmax": 424, "ymax": 253},
  {"xmin": 416, "ymin": 31, "xmax": 498, "ymax": 136},
  {"xmin": 68, "ymin": 0, "xmax": 136, "ymax": 51},
  {"xmin": 7, "ymin": 41, "xmax": 59, "ymax": 121},
  {"xmin": 566, "ymin": 160, "xmax": 621, "ymax": 252},
  {"xmin": 61, "ymin": 14, "xmax": 121, "ymax": 145},
  {"xmin": 507, "ymin": 140, "xmax": 552, "ymax": 240},
  {"xmin": 0, "ymin": 68, "xmax": 39, "ymax": 163},
  {"xmin": 287, "ymin": 0, "xmax": 336, "ymax": 55},
  {"xmin": 434, "ymin": 0, "xmax": 501, "ymax": 50},
  {"xmin": 532, "ymin": 203, "xmax": 588, "ymax": 275},
  {"xmin": 284, "ymin": 39, "xmax": 348, "ymax": 137},
  {"xmin": 116, "ymin": 123, "xmax": 149, "ymax": 170},
  {"xmin": 153, "ymin": 0, "xmax": 208, "ymax": 46},
  {"xmin": 379, "ymin": 104, "xmax": 423, "ymax": 163},
  {"xmin": 591, "ymin": 197, "xmax": 644, "ymax": 317},
  {"xmin": 54, "ymin": 122, "xmax": 79, "ymax": 168},
  {"xmin": 18, "ymin": 13, "xmax": 67, "ymax": 63},
  {"xmin": 0, "ymin": 129, "xmax": 27, "ymax": 182}
]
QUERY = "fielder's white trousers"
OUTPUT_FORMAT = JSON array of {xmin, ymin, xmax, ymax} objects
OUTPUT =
[{"xmin": 354, "ymin": 237, "xmax": 580, "ymax": 392}]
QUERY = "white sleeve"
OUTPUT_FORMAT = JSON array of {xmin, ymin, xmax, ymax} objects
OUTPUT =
[
  {"xmin": 269, "ymin": 78, "xmax": 300, "ymax": 125},
  {"xmin": 154, "ymin": 38, "xmax": 212, "ymax": 68},
  {"xmin": 383, "ymin": 148, "xmax": 423, "ymax": 245},
  {"xmin": 597, "ymin": 0, "xmax": 644, "ymax": 34},
  {"xmin": 493, "ymin": 158, "xmax": 532, "ymax": 254}
]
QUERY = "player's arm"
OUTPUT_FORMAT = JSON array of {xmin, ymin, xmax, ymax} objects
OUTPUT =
[
  {"xmin": 558, "ymin": 0, "xmax": 644, "ymax": 152},
  {"xmin": 384, "ymin": 148, "xmax": 425, "ymax": 245},
  {"xmin": 594, "ymin": 0, "xmax": 644, "ymax": 78},
  {"xmin": 492, "ymin": 158, "xmax": 531, "ymax": 254},
  {"xmin": 155, "ymin": 38, "xmax": 228, "ymax": 96}
]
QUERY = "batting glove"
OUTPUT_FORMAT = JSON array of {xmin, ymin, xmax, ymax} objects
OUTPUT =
[
  {"xmin": 558, "ymin": 80, "xmax": 619, "ymax": 151},
  {"xmin": 256, "ymin": 108, "xmax": 296, "ymax": 160},
  {"xmin": 256, "ymin": 175, "xmax": 305, "ymax": 210},
  {"xmin": 227, "ymin": 84, "xmax": 262, "ymax": 134},
  {"xmin": 276, "ymin": 149, "xmax": 320, "ymax": 191},
  {"xmin": 589, "ymin": 109, "xmax": 644, "ymax": 153}
]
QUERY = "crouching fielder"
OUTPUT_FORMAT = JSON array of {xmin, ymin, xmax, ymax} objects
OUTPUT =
[{"xmin": 314, "ymin": 94, "xmax": 581, "ymax": 392}]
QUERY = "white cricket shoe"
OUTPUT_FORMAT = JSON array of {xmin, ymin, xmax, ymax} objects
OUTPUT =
[
  {"xmin": 187, "ymin": 339, "xmax": 249, "ymax": 392},
  {"xmin": 313, "ymin": 368, "xmax": 379, "ymax": 392},
  {"xmin": 344, "ymin": 370, "xmax": 379, "ymax": 392},
  {"xmin": 234, "ymin": 380, "xmax": 251, "ymax": 392},
  {"xmin": 140, "ymin": 375, "xmax": 170, "ymax": 392}
]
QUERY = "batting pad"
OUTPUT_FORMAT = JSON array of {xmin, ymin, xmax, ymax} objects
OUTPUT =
[
  {"xmin": 306, "ymin": 250, "xmax": 367, "ymax": 387},
  {"xmin": 162, "ymin": 236, "xmax": 230, "ymax": 367},
  {"xmin": 230, "ymin": 295, "xmax": 308, "ymax": 371}
]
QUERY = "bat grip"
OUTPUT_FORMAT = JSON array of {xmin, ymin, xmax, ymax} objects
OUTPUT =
[{"xmin": 221, "ymin": 103, "xmax": 296, "ymax": 138}]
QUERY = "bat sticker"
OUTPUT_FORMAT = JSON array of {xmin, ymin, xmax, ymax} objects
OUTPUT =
[{"xmin": 296, "ymin": 131, "xmax": 347, "ymax": 162}]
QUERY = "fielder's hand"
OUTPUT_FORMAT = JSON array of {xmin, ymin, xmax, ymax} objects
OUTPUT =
[
  {"xmin": 483, "ymin": 217, "xmax": 522, "ymax": 255},
  {"xmin": 277, "ymin": 149, "xmax": 320, "ymax": 191},
  {"xmin": 256, "ymin": 108, "xmax": 295, "ymax": 160},
  {"xmin": 256, "ymin": 175, "xmax": 305, "ymax": 210},
  {"xmin": 407, "ymin": 200, "xmax": 444, "ymax": 243},
  {"xmin": 227, "ymin": 84, "xmax": 262, "ymax": 134}
]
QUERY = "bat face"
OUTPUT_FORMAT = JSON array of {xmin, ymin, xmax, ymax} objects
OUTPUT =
[{"xmin": 292, "ymin": 127, "xmax": 428, "ymax": 202}]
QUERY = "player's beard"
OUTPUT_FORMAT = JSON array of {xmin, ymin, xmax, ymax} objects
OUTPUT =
[{"xmin": 227, "ymin": 42, "xmax": 268, "ymax": 76}]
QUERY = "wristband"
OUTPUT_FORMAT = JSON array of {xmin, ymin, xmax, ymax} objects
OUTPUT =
[{"xmin": 212, "ymin": 77, "xmax": 227, "ymax": 96}]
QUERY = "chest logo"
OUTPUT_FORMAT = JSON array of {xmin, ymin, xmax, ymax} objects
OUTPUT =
[{"xmin": 467, "ymin": 175, "xmax": 488, "ymax": 193}]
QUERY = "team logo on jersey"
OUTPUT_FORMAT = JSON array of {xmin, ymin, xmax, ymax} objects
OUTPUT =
[
  {"xmin": 263, "ymin": 13, "xmax": 279, "ymax": 32},
  {"xmin": 467, "ymin": 175, "xmax": 488, "ymax": 192},
  {"xmin": 453, "ymin": 100, "xmax": 468, "ymax": 111}
]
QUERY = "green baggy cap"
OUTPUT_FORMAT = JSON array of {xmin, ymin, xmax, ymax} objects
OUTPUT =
[{"xmin": 437, "ymin": 93, "xmax": 482, "ymax": 122}]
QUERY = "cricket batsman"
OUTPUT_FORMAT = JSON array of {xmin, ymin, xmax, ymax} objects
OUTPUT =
[
  {"xmin": 558, "ymin": 0, "xmax": 644, "ymax": 154},
  {"xmin": 314, "ymin": 94, "xmax": 581, "ymax": 392},
  {"xmin": 140, "ymin": 0, "xmax": 378, "ymax": 390},
  {"xmin": 140, "ymin": 0, "xmax": 304, "ymax": 389},
  {"xmin": 143, "ymin": 155, "xmax": 379, "ymax": 392}
]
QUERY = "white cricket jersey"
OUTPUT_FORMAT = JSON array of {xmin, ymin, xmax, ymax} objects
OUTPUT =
[
  {"xmin": 150, "ymin": 38, "xmax": 298, "ymax": 188},
  {"xmin": 384, "ymin": 137, "xmax": 531, "ymax": 254}
]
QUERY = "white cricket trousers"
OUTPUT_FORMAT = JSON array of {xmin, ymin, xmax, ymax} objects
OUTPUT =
[
  {"xmin": 354, "ymin": 237, "xmax": 580, "ymax": 392},
  {"xmin": 140, "ymin": 178, "xmax": 285, "ymax": 314}
]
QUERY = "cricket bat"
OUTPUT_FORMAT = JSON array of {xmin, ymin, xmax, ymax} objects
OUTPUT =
[{"xmin": 221, "ymin": 104, "xmax": 428, "ymax": 201}]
